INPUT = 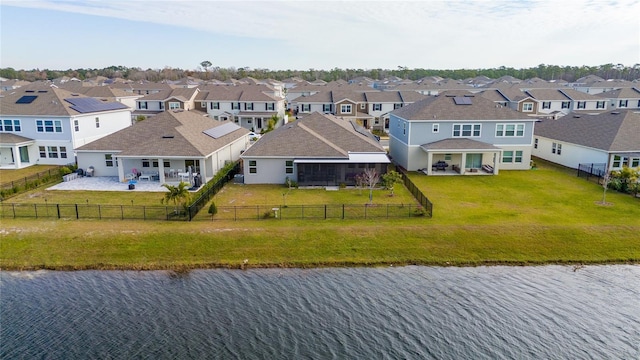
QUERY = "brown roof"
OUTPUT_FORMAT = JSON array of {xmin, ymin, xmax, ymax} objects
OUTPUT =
[
  {"xmin": 392, "ymin": 91, "xmax": 533, "ymax": 121},
  {"xmin": 77, "ymin": 110, "xmax": 249, "ymax": 157},
  {"xmin": 597, "ymin": 87, "xmax": 640, "ymax": 99},
  {"xmin": 0, "ymin": 133, "xmax": 34, "ymax": 145},
  {"xmin": 525, "ymin": 89, "xmax": 571, "ymax": 101},
  {"xmin": 241, "ymin": 112, "xmax": 384, "ymax": 158},
  {"xmin": 558, "ymin": 88, "xmax": 602, "ymax": 101}
]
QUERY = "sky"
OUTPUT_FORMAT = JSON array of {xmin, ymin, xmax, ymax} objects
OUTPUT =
[{"xmin": 1, "ymin": 0, "xmax": 639, "ymax": 71}]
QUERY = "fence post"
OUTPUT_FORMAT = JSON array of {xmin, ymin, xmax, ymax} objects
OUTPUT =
[
  {"xmin": 324, "ymin": 205, "xmax": 327, "ymax": 219},
  {"xmin": 234, "ymin": 206, "xmax": 237, "ymax": 221},
  {"xmin": 99, "ymin": 205, "xmax": 102, "ymax": 220},
  {"xmin": 57, "ymin": 204, "xmax": 60, "ymax": 219},
  {"xmin": 364, "ymin": 204, "xmax": 367, "ymax": 219},
  {"xmin": 75, "ymin": 204, "xmax": 79, "ymax": 219},
  {"xmin": 257, "ymin": 205, "xmax": 260, "ymax": 220},
  {"xmin": 143, "ymin": 206, "xmax": 146, "ymax": 221},
  {"xmin": 34, "ymin": 204, "xmax": 38, "ymax": 219},
  {"xmin": 342, "ymin": 204, "xmax": 345, "ymax": 219},
  {"xmin": 121, "ymin": 205, "xmax": 124, "ymax": 220}
]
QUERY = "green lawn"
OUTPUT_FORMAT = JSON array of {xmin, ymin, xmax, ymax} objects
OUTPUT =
[
  {"xmin": 408, "ymin": 159, "xmax": 639, "ymax": 226},
  {"xmin": 2, "ymin": 160, "xmax": 639, "ymax": 271},
  {"xmin": 0, "ymin": 165, "xmax": 61, "ymax": 184},
  {"xmin": 4, "ymin": 188, "xmax": 171, "ymax": 206}
]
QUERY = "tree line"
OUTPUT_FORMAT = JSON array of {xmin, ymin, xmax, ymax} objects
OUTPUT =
[{"xmin": 2, "ymin": 63, "xmax": 639, "ymax": 83}]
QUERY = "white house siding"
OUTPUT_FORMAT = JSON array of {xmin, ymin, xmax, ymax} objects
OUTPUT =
[
  {"xmin": 537, "ymin": 101, "xmax": 567, "ymax": 115},
  {"xmin": 389, "ymin": 135, "xmax": 411, "ymax": 170},
  {"xmin": 72, "ymin": 110, "xmax": 132, "ymax": 148},
  {"xmin": 532, "ymin": 136, "xmax": 607, "ymax": 169},
  {"xmin": 210, "ymin": 137, "xmax": 247, "ymax": 177},
  {"xmin": 76, "ymin": 151, "xmax": 120, "ymax": 177},
  {"xmin": 242, "ymin": 158, "xmax": 291, "ymax": 184}
]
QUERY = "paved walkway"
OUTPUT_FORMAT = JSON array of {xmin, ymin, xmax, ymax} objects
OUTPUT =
[{"xmin": 48, "ymin": 177, "xmax": 169, "ymax": 192}]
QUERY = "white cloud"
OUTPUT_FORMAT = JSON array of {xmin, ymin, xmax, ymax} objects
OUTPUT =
[{"xmin": 3, "ymin": 0, "xmax": 639, "ymax": 69}]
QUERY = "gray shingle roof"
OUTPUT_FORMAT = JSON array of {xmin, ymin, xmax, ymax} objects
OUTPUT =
[
  {"xmin": 241, "ymin": 112, "xmax": 385, "ymax": 158},
  {"xmin": 0, "ymin": 133, "xmax": 34, "ymax": 145},
  {"xmin": 525, "ymin": 89, "xmax": 571, "ymax": 101},
  {"xmin": 534, "ymin": 110, "xmax": 640, "ymax": 152},
  {"xmin": 76, "ymin": 110, "xmax": 249, "ymax": 157},
  {"xmin": 392, "ymin": 91, "xmax": 533, "ymax": 121}
]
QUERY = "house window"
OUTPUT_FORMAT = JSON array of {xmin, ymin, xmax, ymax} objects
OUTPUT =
[
  {"xmin": 159, "ymin": 102, "xmax": 164, "ymax": 110},
  {"xmin": 245, "ymin": 103, "xmax": 254, "ymax": 111},
  {"xmin": 394, "ymin": 103, "xmax": 403, "ymax": 109},
  {"xmin": 232, "ymin": 102, "xmax": 240, "ymax": 110},
  {"xmin": 95, "ymin": 117, "xmax": 100, "ymax": 128},
  {"xmin": 515, "ymin": 150, "xmax": 523, "ymax": 163},
  {"xmin": 169, "ymin": 102, "xmax": 180, "ymax": 110},
  {"xmin": 496, "ymin": 124, "xmax": 525, "ymax": 137},
  {"xmin": 432, "ymin": 124, "xmax": 439, "ymax": 133},
  {"xmin": 552, "ymin": 143, "xmax": 562, "ymax": 155},
  {"xmin": 249, "ymin": 160, "xmax": 257, "ymax": 174},
  {"xmin": 542, "ymin": 102, "xmax": 551, "ymax": 109},
  {"xmin": 74, "ymin": 119, "xmax": 79, "ymax": 131},
  {"xmin": 105, "ymin": 154, "xmax": 114, "ymax": 167},
  {"xmin": 403, "ymin": 122, "xmax": 406, "ymax": 135},
  {"xmin": 60, "ymin": 146, "xmax": 67, "ymax": 159},
  {"xmin": 522, "ymin": 102, "xmax": 533, "ymax": 112},
  {"xmin": 340, "ymin": 104, "xmax": 352, "ymax": 113},
  {"xmin": 502, "ymin": 151, "xmax": 513, "ymax": 163},
  {"xmin": 164, "ymin": 161, "xmax": 171, "ymax": 168},
  {"xmin": 285, "ymin": 160, "xmax": 294, "ymax": 174},
  {"xmin": 322, "ymin": 104, "xmax": 331, "ymax": 113},
  {"xmin": 142, "ymin": 159, "xmax": 150, "ymax": 167},
  {"xmin": 153, "ymin": 160, "xmax": 159, "ymax": 167},
  {"xmin": 211, "ymin": 102, "xmax": 220, "ymax": 110},
  {"xmin": 360, "ymin": 103, "xmax": 366, "ymax": 110},
  {"xmin": 138, "ymin": 102, "xmax": 148, "ymax": 109},
  {"xmin": 36, "ymin": 120, "xmax": 62, "ymax": 133},
  {"xmin": 201, "ymin": 102, "xmax": 206, "ymax": 108},
  {"xmin": 302, "ymin": 104, "xmax": 311, "ymax": 112},
  {"xmin": 612, "ymin": 155, "xmax": 626, "ymax": 168},
  {"xmin": 373, "ymin": 104, "xmax": 382, "ymax": 111},
  {"xmin": 577, "ymin": 102, "xmax": 586, "ymax": 109},
  {"xmin": 637, "ymin": 100, "xmax": 640, "ymax": 108},
  {"xmin": 266, "ymin": 103, "xmax": 275, "ymax": 111},
  {"xmin": 619, "ymin": 100, "xmax": 628, "ymax": 108},
  {"xmin": 39, "ymin": 146, "xmax": 46, "ymax": 158},
  {"xmin": 444, "ymin": 154, "xmax": 451, "ymax": 161},
  {"xmin": 534, "ymin": 138, "xmax": 538, "ymax": 149},
  {"xmin": 453, "ymin": 124, "xmax": 481, "ymax": 137},
  {"xmin": 596, "ymin": 101, "xmax": 605, "ymax": 109},
  {"xmin": 1, "ymin": 119, "xmax": 21, "ymax": 132},
  {"xmin": 561, "ymin": 101, "xmax": 570, "ymax": 109},
  {"xmin": 631, "ymin": 158, "xmax": 639, "ymax": 167},
  {"xmin": 47, "ymin": 146, "xmax": 58, "ymax": 158}
]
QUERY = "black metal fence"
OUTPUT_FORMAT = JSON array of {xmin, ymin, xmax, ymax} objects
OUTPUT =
[
  {"xmin": 202, "ymin": 203, "xmax": 428, "ymax": 221},
  {"xmin": 186, "ymin": 162, "xmax": 240, "ymax": 220},
  {"xmin": 0, "ymin": 203, "xmax": 189, "ymax": 221},
  {"xmin": 577, "ymin": 163, "xmax": 606, "ymax": 184},
  {"xmin": 396, "ymin": 167, "xmax": 433, "ymax": 217}
]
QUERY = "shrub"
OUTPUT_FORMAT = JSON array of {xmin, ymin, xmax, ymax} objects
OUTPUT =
[
  {"xmin": 208, "ymin": 202, "xmax": 218, "ymax": 216},
  {"xmin": 59, "ymin": 166, "xmax": 73, "ymax": 176}
]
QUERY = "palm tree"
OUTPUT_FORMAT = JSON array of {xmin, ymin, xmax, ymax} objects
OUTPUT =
[{"xmin": 161, "ymin": 182, "xmax": 191, "ymax": 213}]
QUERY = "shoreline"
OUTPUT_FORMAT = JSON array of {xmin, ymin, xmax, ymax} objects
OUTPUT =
[{"xmin": 3, "ymin": 259, "xmax": 639, "ymax": 272}]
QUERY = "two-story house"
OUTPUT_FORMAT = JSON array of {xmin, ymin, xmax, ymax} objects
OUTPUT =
[
  {"xmin": 199, "ymin": 84, "xmax": 286, "ymax": 132},
  {"xmin": 597, "ymin": 87, "xmax": 640, "ymax": 110},
  {"xmin": 389, "ymin": 92, "xmax": 537, "ymax": 175},
  {"xmin": 524, "ymin": 89, "xmax": 577, "ymax": 117},
  {"xmin": 133, "ymin": 87, "xmax": 200, "ymax": 119},
  {"xmin": 558, "ymin": 89, "xmax": 606, "ymax": 113},
  {"xmin": 0, "ymin": 85, "xmax": 131, "ymax": 169}
]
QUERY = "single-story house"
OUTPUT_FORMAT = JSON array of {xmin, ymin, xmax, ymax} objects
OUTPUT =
[
  {"xmin": 76, "ymin": 109, "xmax": 250, "ymax": 184},
  {"xmin": 240, "ymin": 112, "xmax": 390, "ymax": 186},
  {"xmin": 533, "ymin": 110, "xmax": 640, "ymax": 171}
]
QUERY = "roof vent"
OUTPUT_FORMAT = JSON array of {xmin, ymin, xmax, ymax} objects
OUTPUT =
[
  {"xmin": 162, "ymin": 135, "xmax": 174, "ymax": 139},
  {"xmin": 25, "ymin": 90, "xmax": 35, "ymax": 93},
  {"xmin": 71, "ymin": 93, "xmax": 80, "ymax": 96},
  {"xmin": 573, "ymin": 115, "xmax": 581, "ymax": 118},
  {"xmin": 37, "ymin": 90, "xmax": 48, "ymax": 93},
  {"xmin": 611, "ymin": 111, "xmax": 621, "ymax": 115}
]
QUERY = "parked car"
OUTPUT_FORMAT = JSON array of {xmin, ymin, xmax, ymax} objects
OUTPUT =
[{"xmin": 248, "ymin": 132, "xmax": 261, "ymax": 140}]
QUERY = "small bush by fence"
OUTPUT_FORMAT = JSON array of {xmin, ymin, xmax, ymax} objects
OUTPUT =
[
  {"xmin": 186, "ymin": 162, "xmax": 240, "ymax": 220},
  {"xmin": 204, "ymin": 203, "xmax": 428, "ymax": 221},
  {"xmin": 0, "ymin": 166, "xmax": 64, "ymax": 199}
]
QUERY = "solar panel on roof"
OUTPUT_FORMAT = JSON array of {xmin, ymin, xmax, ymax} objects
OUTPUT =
[
  {"xmin": 203, "ymin": 122, "xmax": 241, "ymax": 139},
  {"xmin": 16, "ymin": 95, "xmax": 37, "ymax": 104},
  {"xmin": 64, "ymin": 97, "xmax": 128, "ymax": 113},
  {"xmin": 453, "ymin": 96, "xmax": 472, "ymax": 105}
]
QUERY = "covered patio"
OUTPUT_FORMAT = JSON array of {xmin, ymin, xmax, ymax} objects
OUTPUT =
[{"xmin": 419, "ymin": 139, "xmax": 501, "ymax": 175}]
